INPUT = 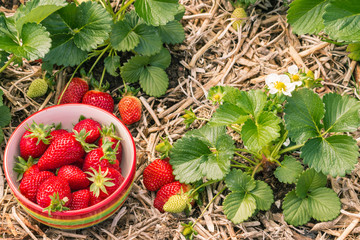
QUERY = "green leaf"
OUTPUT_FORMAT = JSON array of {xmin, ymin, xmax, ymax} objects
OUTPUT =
[
  {"xmin": 0, "ymin": 22, "xmax": 51, "ymax": 61},
  {"xmin": 225, "ymin": 169, "xmax": 256, "ymax": 193},
  {"xmin": 301, "ymin": 135, "xmax": 358, "ymax": 177},
  {"xmin": 120, "ymin": 50, "xmax": 171, "ymax": 96},
  {"xmin": 274, "ymin": 156, "xmax": 304, "ymax": 184},
  {"xmin": 296, "ymin": 168, "xmax": 327, "ymax": 198},
  {"xmin": 287, "ymin": 0, "xmax": 328, "ymax": 35},
  {"xmin": 283, "ymin": 190, "xmax": 311, "ymax": 226},
  {"xmin": 139, "ymin": 66, "xmax": 169, "ymax": 97},
  {"xmin": 236, "ymin": 90, "xmax": 267, "ymax": 119},
  {"xmin": 284, "ymin": 88, "xmax": 324, "ymax": 144},
  {"xmin": 174, "ymin": 4, "xmax": 185, "ymax": 21},
  {"xmin": 323, "ymin": 92, "xmax": 360, "ymax": 132},
  {"xmin": 43, "ymin": 2, "xmax": 112, "ymax": 66},
  {"xmin": 223, "ymin": 192, "xmax": 257, "ymax": 224},
  {"xmin": 149, "ymin": 48, "xmax": 171, "ymax": 69},
  {"xmin": 13, "ymin": 0, "xmax": 67, "ymax": 33},
  {"xmin": 347, "ymin": 43, "xmax": 360, "ymax": 61},
  {"xmin": 43, "ymin": 34, "xmax": 87, "ymax": 66},
  {"xmin": 170, "ymin": 125, "xmax": 234, "ymax": 183},
  {"xmin": 111, "ymin": 20, "xmax": 140, "ymax": 52},
  {"xmin": 0, "ymin": 51, "xmax": 9, "ymax": 68},
  {"xmin": 209, "ymin": 103, "xmax": 249, "ymax": 126},
  {"xmin": 157, "ymin": 20, "xmax": 185, "ymax": 44},
  {"xmin": 120, "ymin": 55, "xmax": 149, "ymax": 83},
  {"xmin": 134, "ymin": 0, "xmax": 179, "ymax": 26},
  {"xmin": 133, "ymin": 24, "xmax": 162, "ymax": 56},
  {"xmin": 308, "ymin": 188, "xmax": 341, "ymax": 222},
  {"xmin": 241, "ymin": 112, "xmax": 281, "ymax": 152},
  {"xmin": 0, "ymin": 106, "xmax": 11, "ymax": 128},
  {"xmin": 323, "ymin": 0, "xmax": 360, "ymax": 42},
  {"xmin": 104, "ymin": 55, "xmax": 120, "ymax": 77},
  {"xmin": 251, "ymin": 180, "xmax": 274, "ymax": 211}
]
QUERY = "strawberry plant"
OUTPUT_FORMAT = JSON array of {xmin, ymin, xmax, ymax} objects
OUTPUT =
[
  {"xmin": 167, "ymin": 66, "xmax": 359, "ymax": 233},
  {"xmin": 0, "ymin": 0, "xmax": 185, "ymax": 97},
  {"xmin": 287, "ymin": 0, "xmax": 360, "ymax": 60}
]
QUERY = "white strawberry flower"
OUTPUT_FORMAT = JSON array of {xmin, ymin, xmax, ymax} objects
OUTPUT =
[
  {"xmin": 287, "ymin": 64, "xmax": 302, "ymax": 87},
  {"xmin": 265, "ymin": 74, "xmax": 296, "ymax": 96}
]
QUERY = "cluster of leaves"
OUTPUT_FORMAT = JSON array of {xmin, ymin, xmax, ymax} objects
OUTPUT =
[
  {"xmin": 0, "ymin": 0, "xmax": 185, "ymax": 97},
  {"xmin": 169, "ymin": 85, "xmax": 359, "ymax": 227},
  {"xmin": 287, "ymin": 0, "xmax": 360, "ymax": 60},
  {"xmin": 0, "ymin": 89, "xmax": 11, "ymax": 143}
]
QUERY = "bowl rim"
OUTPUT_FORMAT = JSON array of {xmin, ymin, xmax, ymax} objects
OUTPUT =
[{"xmin": 4, "ymin": 103, "xmax": 137, "ymax": 216}]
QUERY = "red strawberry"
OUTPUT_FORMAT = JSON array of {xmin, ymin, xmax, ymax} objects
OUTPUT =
[
  {"xmin": 69, "ymin": 189, "xmax": 91, "ymax": 210},
  {"xmin": 89, "ymin": 191, "xmax": 105, "ymax": 206},
  {"xmin": 38, "ymin": 129, "xmax": 96, "ymax": 171},
  {"xmin": 37, "ymin": 176, "xmax": 72, "ymax": 215},
  {"xmin": 57, "ymin": 165, "xmax": 90, "ymax": 191},
  {"xmin": 73, "ymin": 118, "xmax": 101, "ymax": 143},
  {"xmin": 82, "ymin": 90, "xmax": 114, "ymax": 113},
  {"xmin": 73, "ymin": 158, "xmax": 85, "ymax": 169},
  {"xmin": 98, "ymin": 124, "xmax": 122, "ymax": 163},
  {"xmin": 49, "ymin": 129, "xmax": 68, "ymax": 145},
  {"xmin": 82, "ymin": 139, "xmax": 120, "ymax": 172},
  {"xmin": 118, "ymin": 94, "xmax": 142, "ymax": 125},
  {"xmin": 58, "ymin": 77, "xmax": 89, "ymax": 104},
  {"xmin": 143, "ymin": 158, "xmax": 174, "ymax": 191},
  {"xmin": 13, "ymin": 156, "xmax": 39, "ymax": 181},
  {"xmin": 19, "ymin": 171, "xmax": 54, "ymax": 202},
  {"xmin": 87, "ymin": 167, "xmax": 124, "ymax": 199},
  {"xmin": 19, "ymin": 122, "xmax": 52, "ymax": 160},
  {"xmin": 154, "ymin": 181, "xmax": 191, "ymax": 213}
]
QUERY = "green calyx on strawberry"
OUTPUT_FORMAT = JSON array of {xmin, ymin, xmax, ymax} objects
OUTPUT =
[
  {"xmin": 182, "ymin": 108, "xmax": 196, "ymax": 128},
  {"xmin": 43, "ymin": 192, "xmax": 70, "ymax": 217},
  {"xmin": 73, "ymin": 129, "xmax": 98, "ymax": 153},
  {"xmin": 24, "ymin": 121, "xmax": 53, "ymax": 145},
  {"xmin": 99, "ymin": 138, "xmax": 120, "ymax": 164},
  {"xmin": 13, "ymin": 156, "xmax": 38, "ymax": 181},
  {"xmin": 100, "ymin": 123, "xmax": 121, "ymax": 141},
  {"xmin": 87, "ymin": 167, "xmax": 115, "ymax": 198}
]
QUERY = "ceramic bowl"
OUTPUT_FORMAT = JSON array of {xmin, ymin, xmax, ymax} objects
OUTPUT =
[{"xmin": 4, "ymin": 104, "xmax": 136, "ymax": 229}]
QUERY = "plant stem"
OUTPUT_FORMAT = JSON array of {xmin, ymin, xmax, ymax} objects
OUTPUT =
[
  {"xmin": 251, "ymin": 162, "xmax": 262, "ymax": 178},
  {"xmin": 229, "ymin": 124, "xmax": 242, "ymax": 134},
  {"xmin": 191, "ymin": 180, "xmax": 219, "ymax": 196},
  {"xmin": 278, "ymin": 143, "xmax": 304, "ymax": 155},
  {"xmin": 197, "ymin": 117, "xmax": 209, "ymax": 122},
  {"xmin": 115, "ymin": 0, "xmax": 135, "ymax": 18},
  {"xmin": 88, "ymin": 45, "xmax": 110, "ymax": 75},
  {"xmin": 230, "ymin": 159, "xmax": 249, "ymax": 169},
  {"xmin": 191, "ymin": 186, "xmax": 227, "ymax": 228},
  {"xmin": 270, "ymin": 131, "xmax": 288, "ymax": 158},
  {"xmin": 231, "ymin": 164, "xmax": 249, "ymax": 169},
  {"xmin": 57, "ymin": 58, "xmax": 89, "ymax": 104},
  {"xmin": 272, "ymin": 158, "xmax": 282, "ymax": 167},
  {"xmin": 0, "ymin": 55, "xmax": 16, "ymax": 74},
  {"xmin": 99, "ymin": 66, "xmax": 106, "ymax": 89},
  {"xmin": 234, "ymin": 152, "xmax": 257, "ymax": 165}
]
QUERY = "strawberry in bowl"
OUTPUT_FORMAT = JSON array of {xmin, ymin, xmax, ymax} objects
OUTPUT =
[{"xmin": 4, "ymin": 104, "xmax": 136, "ymax": 230}]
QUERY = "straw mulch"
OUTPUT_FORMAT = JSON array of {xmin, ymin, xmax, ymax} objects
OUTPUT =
[{"xmin": 1, "ymin": 0, "xmax": 360, "ymax": 239}]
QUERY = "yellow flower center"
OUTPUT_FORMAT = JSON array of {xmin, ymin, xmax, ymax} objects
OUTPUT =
[
  {"xmin": 274, "ymin": 81, "xmax": 286, "ymax": 91},
  {"xmin": 214, "ymin": 94, "xmax": 221, "ymax": 101},
  {"xmin": 292, "ymin": 75, "xmax": 299, "ymax": 81}
]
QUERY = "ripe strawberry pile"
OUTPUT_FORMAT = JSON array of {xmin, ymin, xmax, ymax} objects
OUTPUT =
[
  {"xmin": 143, "ymin": 158, "xmax": 193, "ymax": 213},
  {"xmin": 15, "ymin": 119, "xmax": 124, "ymax": 215}
]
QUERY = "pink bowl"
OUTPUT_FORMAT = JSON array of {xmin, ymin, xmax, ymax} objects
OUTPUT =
[{"xmin": 4, "ymin": 104, "xmax": 136, "ymax": 229}]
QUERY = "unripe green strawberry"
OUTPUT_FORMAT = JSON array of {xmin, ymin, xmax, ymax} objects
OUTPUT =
[
  {"xmin": 231, "ymin": 7, "xmax": 247, "ymax": 31},
  {"xmin": 27, "ymin": 78, "xmax": 48, "ymax": 98},
  {"xmin": 163, "ymin": 194, "xmax": 189, "ymax": 213}
]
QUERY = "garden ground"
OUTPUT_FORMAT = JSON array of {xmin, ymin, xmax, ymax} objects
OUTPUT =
[{"xmin": 1, "ymin": 0, "xmax": 360, "ymax": 239}]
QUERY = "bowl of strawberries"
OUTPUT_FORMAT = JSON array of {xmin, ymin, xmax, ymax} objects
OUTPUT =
[{"xmin": 3, "ymin": 104, "xmax": 136, "ymax": 229}]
